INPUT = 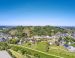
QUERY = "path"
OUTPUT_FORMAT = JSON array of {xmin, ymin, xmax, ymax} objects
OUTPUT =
[{"xmin": 0, "ymin": 50, "xmax": 12, "ymax": 58}]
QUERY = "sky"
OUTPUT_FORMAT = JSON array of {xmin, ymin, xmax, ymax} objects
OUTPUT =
[{"xmin": 0, "ymin": 0, "xmax": 75, "ymax": 26}]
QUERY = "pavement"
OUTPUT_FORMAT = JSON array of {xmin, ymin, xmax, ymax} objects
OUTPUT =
[{"xmin": 0, "ymin": 50, "xmax": 12, "ymax": 58}]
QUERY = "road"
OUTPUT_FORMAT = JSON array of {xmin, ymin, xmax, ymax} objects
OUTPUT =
[{"xmin": 0, "ymin": 50, "xmax": 12, "ymax": 58}]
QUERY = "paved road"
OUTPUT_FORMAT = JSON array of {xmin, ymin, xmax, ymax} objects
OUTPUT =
[{"xmin": 0, "ymin": 51, "xmax": 12, "ymax": 58}]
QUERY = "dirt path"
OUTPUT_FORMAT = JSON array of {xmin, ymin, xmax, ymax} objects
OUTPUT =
[{"xmin": 0, "ymin": 50, "xmax": 12, "ymax": 58}]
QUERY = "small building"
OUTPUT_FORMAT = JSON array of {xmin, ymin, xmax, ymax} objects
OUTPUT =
[
  {"xmin": 64, "ymin": 44, "xmax": 75, "ymax": 52},
  {"xmin": 0, "ymin": 38, "xmax": 6, "ymax": 42},
  {"xmin": 67, "ymin": 46, "xmax": 75, "ymax": 52}
]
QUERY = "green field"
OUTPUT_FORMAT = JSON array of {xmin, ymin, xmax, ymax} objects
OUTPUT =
[
  {"xmin": 22, "ymin": 41, "xmax": 75, "ymax": 58},
  {"xmin": 8, "ymin": 42, "xmax": 75, "ymax": 58},
  {"xmin": 9, "ymin": 44, "xmax": 62, "ymax": 58}
]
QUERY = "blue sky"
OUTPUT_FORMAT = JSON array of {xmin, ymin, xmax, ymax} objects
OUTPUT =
[{"xmin": 0, "ymin": 0, "xmax": 75, "ymax": 26}]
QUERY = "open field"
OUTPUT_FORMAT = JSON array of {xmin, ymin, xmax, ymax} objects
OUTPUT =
[
  {"xmin": 23, "ymin": 41, "xmax": 75, "ymax": 58},
  {"xmin": 10, "ymin": 44, "xmax": 75, "ymax": 58},
  {"xmin": 10, "ymin": 44, "xmax": 61, "ymax": 58}
]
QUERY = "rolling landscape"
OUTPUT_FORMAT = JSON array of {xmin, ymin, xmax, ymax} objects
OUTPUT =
[
  {"xmin": 0, "ymin": 0, "xmax": 75, "ymax": 58},
  {"xmin": 1, "ymin": 26, "xmax": 75, "ymax": 58}
]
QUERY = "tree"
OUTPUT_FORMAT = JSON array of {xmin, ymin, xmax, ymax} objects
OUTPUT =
[
  {"xmin": 21, "ymin": 33, "xmax": 28, "ymax": 43},
  {"xmin": 8, "ymin": 39, "xmax": 19, "ymax": 44},
  {"xmin": 45, "ymin": 42, "xmax": 50, "ymax": 52}
]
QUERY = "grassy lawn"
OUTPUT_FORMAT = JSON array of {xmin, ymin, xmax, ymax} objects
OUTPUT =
[
  {"xmin": 23, "ymin": 41, "xmax": 75, "ymax": 58},
  {"xmin": 10, "ymin": 44, "xmax": 61, "ymax": 58},
  {"xmin": 48, "ymin": 46, "xmax": 75, "ymax": 58},
  {"xmin": 9, "ymin": 49, "xmax": 37, "ymax": 58}
]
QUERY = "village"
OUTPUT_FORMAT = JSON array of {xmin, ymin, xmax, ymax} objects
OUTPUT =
[{"xmin": 1, "ymin": 31, "xmax": 75, "ymax": 52}]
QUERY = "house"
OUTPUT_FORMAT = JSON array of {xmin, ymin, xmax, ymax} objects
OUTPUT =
[
  {"xmin": 0, "ymin": 38, "xmax": 6, "ymax": 42},
  {"xmin": 48, "ymin": 38, "xmax": 57, "ymax": 45},
  {"xmin": 64, "ymin": 44, "xmax": 69, "ymax": 48},
  {"xmin": 59, "ymin": 39, "xmax": 66, "ymax": 46},
  {"xmin": 67, "ymin": 46, "xmax": 75, "ymax": 52},
  {"xmin": 64, "ymin": 44, "xmax": 75, "ymax": 52}
]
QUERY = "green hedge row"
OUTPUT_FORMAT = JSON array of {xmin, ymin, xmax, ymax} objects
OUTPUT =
[{"xmin": 9, "ymin": 44, "xmax": 62, "ymax": 58}]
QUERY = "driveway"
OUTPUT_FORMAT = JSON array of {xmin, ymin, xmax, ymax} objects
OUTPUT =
[{"xmin": 0, "ymin": 50, "xmax": 12, "ymax": 58}]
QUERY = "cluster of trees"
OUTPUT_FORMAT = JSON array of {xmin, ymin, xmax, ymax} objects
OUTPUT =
[
  {"xmin": 7, "ymin": 26, "xmax": 66, "ymax": 37},
  {"xmin": 8, "ymin": 39, "xmax": 19, "ymax": 44}
]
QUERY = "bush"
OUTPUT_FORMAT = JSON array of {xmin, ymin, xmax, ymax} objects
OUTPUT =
[{"xmin": 0, "ymin": 42, "xmax": 9, "ymax": 50}]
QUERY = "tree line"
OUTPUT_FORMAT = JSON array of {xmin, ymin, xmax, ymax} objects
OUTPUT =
[{"xmin": 6, "ymin": 26, "xmax": 67, "ymax": 37}]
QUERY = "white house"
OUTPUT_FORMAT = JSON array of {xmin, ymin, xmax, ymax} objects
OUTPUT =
[{"xmin": 67, "ymin": 46, "xmax": 75, "ymax": 52}]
